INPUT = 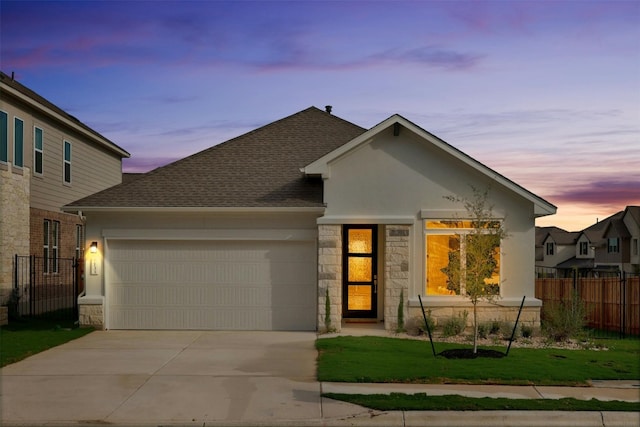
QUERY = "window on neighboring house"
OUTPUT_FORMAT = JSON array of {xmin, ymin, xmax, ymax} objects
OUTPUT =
[
  {"xmin": 14, "ymin": 117, "xmax": 24, "ymax": 167},
  {"xmin": 633, "ymin": 238, "xmax": 639, "ymax": 256},
  {"xmin": 579, "ymin": 242, "xmax": 589, "ymax": 255},
  {"xmin": 546, "ymin": 242, "xmax": 554, "ymax": 256},
  {"xmin": 607, "ymin": 237, "xmax": 620, "ymax": 254},
  {"xmin": 44, "ymin": 220, "xmax": 60, "ymax": 273},
  {"xmin": 0, "ymin": 110, "xmax": 7, "ymax": 163},
  {"xmin": 75, "ymin": 224, "xmax": 84, "ymax": 260},
  {"xmin": 425, "ymin": 220, "xmax": 501, "ymax": 296},
  {"xmin": 51, "ymin": 221, "xmax": 59, "ymax": 273},
  {"xmin": 63, "ymin": 140, "xmax": 72, "ymax": 184},
  {"xmin": 43, "ymin": 220, "xmax": 50, "ymax": 273},
  {"xmin": 34, "ymin": 127, "xmax": 43, "ymax": 175}
]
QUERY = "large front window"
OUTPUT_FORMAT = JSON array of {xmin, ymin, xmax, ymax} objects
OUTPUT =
[{"xmin": 425, "ymin": 220, "xmax": 501, "ymax": 296}]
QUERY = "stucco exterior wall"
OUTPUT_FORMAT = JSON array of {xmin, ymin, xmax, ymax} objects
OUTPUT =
[
  {"xmin": 318, "ymin": 126, "xmax": 542, "ymax": 324},
  {"xmin": 0, "ymin": 166, "xmax": 30, "ymax": 305}
]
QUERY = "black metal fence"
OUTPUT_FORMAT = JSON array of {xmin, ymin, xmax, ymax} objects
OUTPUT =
[{"xmin": 12, "ymin": 255, "xmax": 79, "ymax": 321}]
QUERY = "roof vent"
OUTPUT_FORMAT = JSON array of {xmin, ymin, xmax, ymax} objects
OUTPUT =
[{"xmin": 325, "ymin": 105, "xmax": 332, "ymax": 114}]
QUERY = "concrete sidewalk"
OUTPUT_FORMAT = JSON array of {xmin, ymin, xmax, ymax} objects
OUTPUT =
[
  {"xmin": 323, "ymin": 380, "xmax": 640, "ymax": 402},
  {"xmin": 1, "ymin": 330, "xmax": 638, "ymax": 427}
]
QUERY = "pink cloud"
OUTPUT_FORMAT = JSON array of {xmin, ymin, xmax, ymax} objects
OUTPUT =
[{"xmin": 549, "ymin": 180, "xmax": 640, "ymax": 206}]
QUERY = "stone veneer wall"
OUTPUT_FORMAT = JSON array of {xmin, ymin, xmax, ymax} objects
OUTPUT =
[
  {"xmin": 0, "ymin": 167, "xmax": 30, "ymax": 306},
  {"xmin": 79, "ymin": 303, "xmax": 104, "ymax": 329},
  {"xmin": 408, "ymin": 304, "xmax": 541, "ymax": 328},
  {"xmin": 384, "ymin": 225, "xmax": 410, "ymax": 331},
  {"xmin": 317, "ymin": 224, "xmax": 342, "ymax": 332}
]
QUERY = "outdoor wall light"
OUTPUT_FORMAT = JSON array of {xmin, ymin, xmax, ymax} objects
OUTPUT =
[{"xmin": 90, "ymin": 241, "xmax": 98, "ymax": 253}]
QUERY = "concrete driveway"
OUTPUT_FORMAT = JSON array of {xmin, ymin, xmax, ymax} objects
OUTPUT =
[{"xmin": 0, "ymin": 330, "xmax": 332, "ymax": 426}]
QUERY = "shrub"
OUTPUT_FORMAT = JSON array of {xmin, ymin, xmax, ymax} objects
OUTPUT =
[
  {"xmin": 489, "ymin": 320, "xmax": 501, "ymax": 335},
  {"xmin": 405, "ymin": 310, "xmax": 436, "ymax": 337},
  {"xmin": 521, "ymin": 324, "xmax": 534, "ymax": 338},
  {"xmin": 477, "ymin": 322, "xmax": 490, "ymax": 339},
  {"xmin": 396, "ymin": 290, "xmax": 405, "ymax": 333},
  {"xmin": 423, "ymin": 308, "xmax": 436, "ymax": 334},
  {"xmin": 500, "ymin": 321, "xmax": 520, "ymax": 340},
  {"xmin": 442, "ymin": 310, "xmax": 468, "ymax": 337},
  {"xmin": 404, "ymin": 316, "xmax": 423, "ymax": 336},
  {"xmin": 542, "ymin": 291, "xmax": 588, "ymax": 341},
  {"xmin": 324, "ymin": 289, "xmax": 335, "ymax": 333}
]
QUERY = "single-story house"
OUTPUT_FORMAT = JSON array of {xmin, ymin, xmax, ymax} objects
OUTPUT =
[{"xmin": 64, "ymin": 106, "xmax": 556, "ymax": 331}]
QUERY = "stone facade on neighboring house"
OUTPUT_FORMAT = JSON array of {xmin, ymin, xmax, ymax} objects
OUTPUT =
[{"xmin": 0, "ymin": 167, "xmax": 30, "ymax": 306}]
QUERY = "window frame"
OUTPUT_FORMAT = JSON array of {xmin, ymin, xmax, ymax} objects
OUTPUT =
[
  {"xmin": 607, "ymin": 237, "xmax": 620, "ymax": 254},
  {"xmin": 14, "ymin": 116, "xmax": 24, "ymax": 168},
  {"xmin": 633, "ymin": 238, "xmax": 639, "ymax": 256},
  {"xmin": 424, "ymin": 219, "xmax": 502, "ymax": 297},
  {"xmin": 34, "ymin": 126, "xmax": 44, "ymax": 176},
  {"xmin": 579, "ymin": 241, "xmax": 588, "ymax": 256},
  {"xmin": 75, "ymin": 224, "xmax": 84, "ymax": 260},
  {"xmin": 546, "ymin": 242, "xmax": 555, "ymax": 256},
  {"xmin": 43, "ymin": 219, "xmax": 50, "ymax": 274},
  {"xmin": 51, "ymin": 220, "xmax": 59, "ymax": 273},
  {"xmin": 0, "ymin": 110, "xmax": 8, "ymax": 164},
  {"xmin": 63, "ymin": 140, "xmax": 72, "ymax": 184}
]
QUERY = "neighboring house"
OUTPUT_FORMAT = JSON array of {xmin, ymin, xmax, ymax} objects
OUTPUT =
[
  {"xmin": 0, "ymin": 71, "xmax": 130, "ymax": 308},
  {"xmin": 64, "ymin": 106, "xmax": 556, "ymax": 331},
  {"xmin": 624, "ymin": 207, "xmax": 640, "ymax": 270},
  {"xmin": 537, "ymin": 207, "xmax": 640, "ymax": 277},
  {"xmin": 535, "ymin": 226, "xmax": 579, "ymax": 276},
  {"xmin": 595, "ymin": 207, "xmax": 640, "ymax": 274}
]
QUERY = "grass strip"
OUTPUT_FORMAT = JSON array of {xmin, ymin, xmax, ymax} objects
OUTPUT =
[
  {"xmin": 324, "ymin": 392, "xmax": 640, "ymax": 411},
  {"xmin": 317, "ymin": 336, "xmax": 640, "ymax": 385},
  {"xmin": 0, "ymin": 318, "xmax": 94, "ymax": 367}
]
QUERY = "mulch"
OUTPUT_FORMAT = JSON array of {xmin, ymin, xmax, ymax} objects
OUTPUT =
[{"xmin": 438, "ymin": 348, "xmax": 506, "ymax": 359}]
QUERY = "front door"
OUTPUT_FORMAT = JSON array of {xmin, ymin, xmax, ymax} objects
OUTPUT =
[{"xmin": 343, "ymin": 225, "xmax": 378, "ymax": 318}]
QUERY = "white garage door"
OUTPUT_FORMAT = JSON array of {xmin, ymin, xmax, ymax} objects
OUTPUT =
[{"xmin": 106, "ymin": 239, "xmax": 317, "ymax": 330}]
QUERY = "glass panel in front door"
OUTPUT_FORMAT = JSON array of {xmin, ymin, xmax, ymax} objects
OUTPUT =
[
  {"xmin": 348, "ymin": 285, "xmax": 371, "ymax": 310},
  {"xmin": 344, "ymin": 225, "xmax": 377, "ymax": 317}
]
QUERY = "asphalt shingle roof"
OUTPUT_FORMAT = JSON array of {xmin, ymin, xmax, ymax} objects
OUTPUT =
[{"xmin": 67, "ymin": 107, "xmax": 366, "ymax": 208}]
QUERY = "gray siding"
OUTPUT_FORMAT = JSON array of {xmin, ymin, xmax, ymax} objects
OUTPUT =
[{"xmin": 1, "ymin": 95, "xmax": 123, "ymax": 212}]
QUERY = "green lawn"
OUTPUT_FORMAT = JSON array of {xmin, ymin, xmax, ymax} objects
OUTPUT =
[
  {"xmin": 324, "ymin": 393, "xmax": 640, "ymax": 412},
  {"xmin": 316, "ymin": 336, "xmax": 640, "ymax": 386},
  {"xmin": 0, "ymin": 318, "xmax": 94, "ymax": 367}
]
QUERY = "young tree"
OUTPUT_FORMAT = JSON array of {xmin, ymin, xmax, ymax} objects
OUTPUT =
[{"xmin": 441, "ymin": 186, "xmax": 507, "ymax": 354}]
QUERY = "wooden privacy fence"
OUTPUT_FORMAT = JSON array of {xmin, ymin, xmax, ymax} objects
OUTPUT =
[{"xmin": 535, "ymin": 273, "xmax": 640, "ymax": 337}]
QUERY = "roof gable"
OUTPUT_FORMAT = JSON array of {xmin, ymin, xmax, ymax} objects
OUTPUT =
[
  {"xmin": 304, "ymin": 114, "xmax": 556, "ymax": 217},
  {"xmin": 66, "ymin": 107, "xmax": 365, "ymax": 209}
]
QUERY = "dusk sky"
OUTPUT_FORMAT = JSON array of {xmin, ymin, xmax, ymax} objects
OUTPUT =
[{"xmin": 1, "ymin": 0, "xmax": 638, "ymax": 231}]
